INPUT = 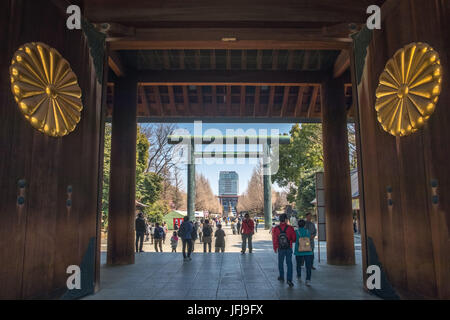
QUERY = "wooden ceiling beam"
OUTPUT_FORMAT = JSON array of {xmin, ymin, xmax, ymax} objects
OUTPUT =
[
  {"xmin": 226, "ymin": 85, "xmax": 232, "ymax": 117},
  {"xmin": 287, "ymin": 50, "xmax": 295, "ymax": 70},
  {"xmin": 179, "ymin": 49, "xmax": 185, "ymax": 69},
  {"xmin": 136, "ymin": 70, "xmax": 327, "ymax": 85},
  {"xmin": 138, "ymin": 85, "xmax": 150, "ymax": 116},
  {"xmin": 210, "ymin": 49, "xmax": 216, "ymax": 69},
  {"xmin": 85, "ymin": 1, "xmax": 379, "ymax": 25},
  {"xmin": 108, "ymin": 51, "xmax": 126, "ymax": 77},
  {"xmin": 241, "ymin": 50, "xmax": 247, "ymax": 70},
  {"xmin": 254, "ymin": 86, "xmax": 260, "ymax": 117},
  {"xmin": 153, "ymin": 85, "xmax": 163, "ymax": 116},
  {"xmin": 167, "ymin": 85, "xmax": 176, "ymax": 115},
  {"xmin": 240, "ymin": 85, "xmax": 246, "ymax": 117},
  {"xmin": 197, "ymin": 86, "xmax": 204, "ymax": 114},
  {"xmin": 333, "ymin": 49, "xmax": 351, "ymax": 78},
  {"xmin": 182, "ymin": 85, "xmax": 190, "ymax": 114},
  {"xmin": 280, "ymin": 86, "xmax": 290, "ymax": 117},
  {"xmin": 307, "ymin": 86, "xmax": 319, "ymax": 118},
  {"xmin": 256, "ymin": 50, "xmax": 262, "ymax": 70},
  {"xmin": 294, "ymin": 86, "xmax": 305, "ymax": 117},
  {"xmin": 211, "ymin": 85, "xmax": 217, "ymax": 116},
  {"xmin": 106, "ymin": 28, "xmax": 353, "ymax": 50},
  {"xmin": 272, "ymin": 50, "xmax": 279, "ymax": 70},
  {"xmin": 162, "ymin": 50, "xmax": 170, "ymax": 69},
  {"xmin": 267, "ymin": 86, "xmax": 275, "ymax": 117}
]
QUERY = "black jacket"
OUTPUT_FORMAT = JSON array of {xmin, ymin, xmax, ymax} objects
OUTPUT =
[{"xmin": 135, "ymin": 217, "xmax": 147, "ymax": 233}]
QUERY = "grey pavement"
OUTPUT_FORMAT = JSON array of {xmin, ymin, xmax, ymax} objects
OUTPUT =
[{"xmin": 85, "ymin": 228, "xmax": 378, "ymax": 300}]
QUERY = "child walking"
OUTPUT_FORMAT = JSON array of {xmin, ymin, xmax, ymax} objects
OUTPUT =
[{"xmin": 170, "ymin": 231, "xmax": 179, "ymax": 252}]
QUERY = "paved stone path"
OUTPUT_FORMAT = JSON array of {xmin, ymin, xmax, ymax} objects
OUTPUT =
[{"xmin": 89, "ymin": 225, "xmax": 378, "ymax": 300}]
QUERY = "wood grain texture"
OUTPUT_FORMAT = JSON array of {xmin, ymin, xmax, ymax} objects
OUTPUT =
[
  {"xmin": 357, "ymin": 0, "xmax": 450, "ymax": 299},
  {"xmin": 0, "ymin": 0, "xmax": 103, "ymax": 299},
  {"xmin": 321, "ymin": 76, "xmax": 355, "ymax": 265}
]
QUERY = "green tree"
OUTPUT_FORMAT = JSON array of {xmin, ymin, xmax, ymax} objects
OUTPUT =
[
  {"xmin": 102, "ymin": 125, "xmax": 164, "ymax": 229},
  {"xmin": 144, "ymin": 200, "xmax": 170, "ymax": 224},
  {"xmin": 272, "ymin": 124, "xmax": 323, "ymax": 216}
]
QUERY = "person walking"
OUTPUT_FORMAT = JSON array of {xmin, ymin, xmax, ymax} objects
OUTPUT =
[
  {"xmin": 150, "ymin": 224, "xmax": 155, "ymax": 244},
  {"xmin": 153, "ymin": 222, "xmax": 164, "ymax": 252},
  {"xmin": 272, "ymin": 214, "xmax": 296, "ymax": 287},
  {"xmin": 305, "ymin": 213, "xmax": 317, "ymax": 270},
  {"xmin": 215, "ymin": 224, "xmax": 226, "ymax": 252},
  {"xmin": 241, "ymin": 213, "xmax": 255, "ymax": 254},
  {"xmin": 294, "ymin": 219, "xmax": 314, "ymax": 286},
  {"xmin": 198, "ymin": 220, "xmax": 204, "ymax": 243},
  {"xmin": 178, "ymin": 216, "xmax": 194, "ymax": 261},
  {"xmin": 135, "ymin": 212, "xmax": 146, "ymax": 253},
  {"xmin": 162, "ymin": 222, "xmax": 168, "ymax": 244},
  {"xmin": 202, "ymin": 219, "xmax": 213, "ymax": 253},
  {"xmin": 254, "ymin": 218, "xmax": 258, "ymax": 233},
  {"xmin": 236, "ymin": 219, "xmax": 241, "ymax": 235},
  {"xmin": 231, "ymin": 221, "xmax": 236, "ymax": 235},
  {"xmin": 170, "ymin": 231, "xmax": 179, "ymax": 252}
]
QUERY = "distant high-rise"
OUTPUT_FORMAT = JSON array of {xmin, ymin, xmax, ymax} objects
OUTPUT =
[
  {"xmin": 218, "ymin": 171, "xmax": 239, "ymax": 216},
  {"xmin": 219, "ymin": 171, "xmax": 239, "ymax": 195}
]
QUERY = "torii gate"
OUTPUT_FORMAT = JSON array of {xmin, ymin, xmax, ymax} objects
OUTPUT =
[{"xmin": 168, "ymin": 135, "xmax": 291, "ymax": 229}]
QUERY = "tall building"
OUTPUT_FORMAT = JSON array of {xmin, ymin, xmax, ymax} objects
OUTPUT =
[{"xmin": 218, "ymin": 171, "xmax": 239, "ymax": 216}]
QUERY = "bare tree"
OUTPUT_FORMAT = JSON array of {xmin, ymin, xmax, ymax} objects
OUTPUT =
[{"xmin": 141, "ymin": 123, "xmax": 179, "ymax": 175}]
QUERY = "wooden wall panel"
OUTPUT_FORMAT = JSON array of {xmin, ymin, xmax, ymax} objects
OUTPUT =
[
  {"xmin": 357, "ymin": 0, "xmax": 450, "ymax": 299},
  {"xmin": 0, "ymin": 0, "xmax": 104, "ymax": 299}
]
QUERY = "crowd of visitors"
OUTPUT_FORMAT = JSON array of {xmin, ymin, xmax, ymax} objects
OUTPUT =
[{"xmin": 134, "ymin": 211, "xmax": 317, "ymax": 286}]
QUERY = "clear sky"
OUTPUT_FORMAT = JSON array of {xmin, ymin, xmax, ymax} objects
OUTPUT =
[{"xmin": 152, "ymin": 122, "xmax": 295, "ymax": 195}]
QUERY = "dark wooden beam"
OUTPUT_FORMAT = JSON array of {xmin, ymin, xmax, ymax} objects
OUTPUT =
[
  {"xmin": 182, "ymin": 85, "xmax": 190, "ymax": 114},
  {"xmin": 240, "ymin": 85, "xmax": 246, "ymax": 117},
  {"xmin": 226, "ymin": 85, "xmax": 232, "ymax": 116},
  {"xmin": 85, "ymin": 1, "xmax": 379, "ymax": 25},
  {"xmin": 287, "ymin": 50, "xmax": 295, "ymax": 70},
  {"xmin": 138, "ymin": 85, "xmax": 150, "ymax": 115},
  {"xmin": 153, "ymin": 85, "xmax": 163, "ymax": 116},
  {"xmin": 307, "ymin": 86, "xmax": 319, "ymax": 118},
  {"xmin": 179, "ymin": 49, "xmax": 185, "ymax": 69},
  {"xmin": 226, "ymin": 49, "xmax": 231, "ymax": 70},
  {"xmin": 108, "ymin": 51, "xmax": 126, "ymax": 77},
  {"xmin": 197, "ymin": 86, "xmax": 203, "ymax": 113},
  {"xmin": 272, "ymin": 50, "xmax": 279, "ymax": 70},
  {"xmin": 254, "ymin": 86, "xmax": 261, "ymax": 117},
  {"xmin": 256, "ymin": 50, "xmax": 262, "ymax": 70},
  {"xmin": 195, "ymin": 49, "xmax": 201, "ymax": 69},
  {"xmin": 167, "ymin": 85, "xmax": 176, "ymax": 115},
  {"xmin": 107, "ymin": 76, "xmax": 137, "ymax": 266},
  {"xmin": 210, "ymin": 49, "xmax": 216, "ymax": 69},
  {"xmin": 267, "ymin": 86, "xmax": 275, "ymax": 117},
  {"xmin": 241, "ymin": 50, "xmax": 247, "ymax": 70},
  {"xmin": 280, "ymin": 86, "xmax": 290, "ymax": 117},
  {"xmin": 321, "ymin": 76, "xmax": 355, "ymax": 265},
  {"xmin": 162, "ymin": 50, "xmax": 170, "ymax": 69},
  {"xmin": 333, "ymin": 49, "xmax": 351, "ymax": 78},
  {"xmin": 137, "ymin": 70, "xmax": 327, "ymax": 85},
  {"xmin": 294, "ymin": 86, "xmax": 305, "ymax": 117},
  {"xmin": 107, "ymin": 28, "xmax": 353, "ymax": 50},
  {"xmin": 211, "ymin": 85, "xmax": 217, "ymax": 116}
]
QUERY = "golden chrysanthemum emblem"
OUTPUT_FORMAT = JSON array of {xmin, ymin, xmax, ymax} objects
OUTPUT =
[
  {"xmin": 375, "ymin": 42, "xmax": 442, "ymax": 136},
  {"xmin": 10, "ymin": 42, "xmax": 83, "ymax": 137}
]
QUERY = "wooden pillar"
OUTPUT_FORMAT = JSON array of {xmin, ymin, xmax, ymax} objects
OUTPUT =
[
  {"xmin": 321, "ymin": 76, "xmax": 355, "ymax": 265},
  {"xmin": 107, "ymin": 76, "xmax": 137, "ymax": 265}
]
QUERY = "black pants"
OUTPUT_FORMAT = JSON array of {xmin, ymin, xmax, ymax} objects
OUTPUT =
[
  {"xmin": 182, "ymin": 239, "xmax": 193, "ymax": 258},
  {"xmin": 203, "ymin": 241, "xmax": 212, "ymax": 252},
  {"xmin": 136, "ymin": 231, "xmax": 145, "ymax": 252}
]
